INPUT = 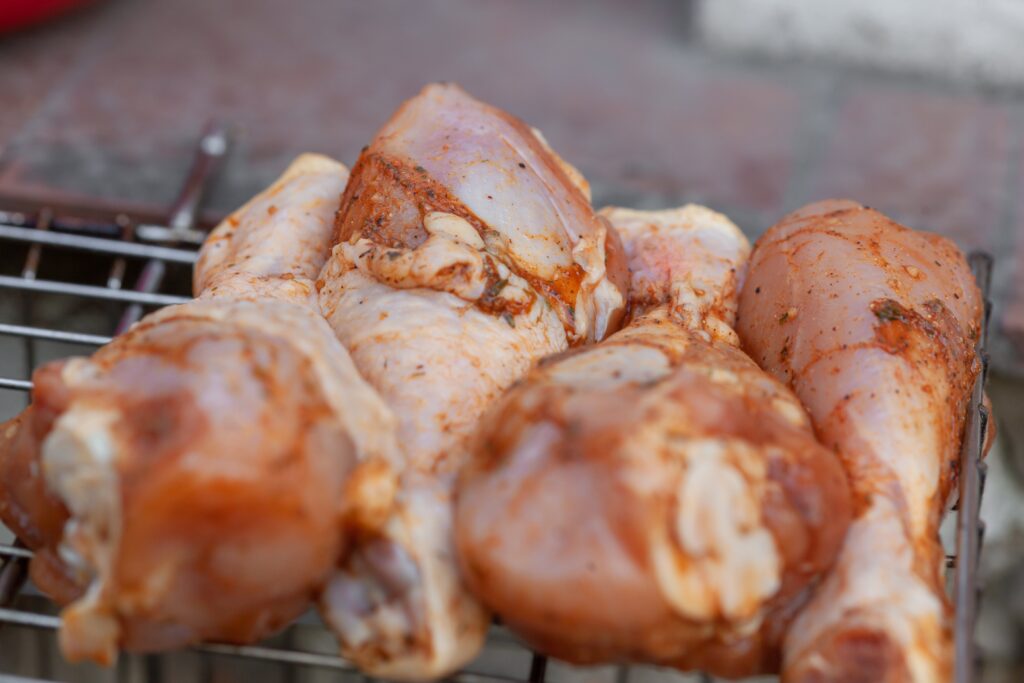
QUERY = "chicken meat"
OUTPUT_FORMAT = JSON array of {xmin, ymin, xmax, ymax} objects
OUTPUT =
[
  {"xmin": 736, "ymin": 200, "xmax": 984, "ymax": 683},
  {"xmin": 0, "ymin": 155, "xmax": 399, "ymax": 664},
  {"xmin": 316, "ymin": 83, "xmax": 628, "ymax": 679},
  {"xmin": 455, "ymin": 205, "xmax": 851, "ymax": 677}
]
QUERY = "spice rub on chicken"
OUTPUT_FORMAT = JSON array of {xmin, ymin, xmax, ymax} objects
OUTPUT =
[
  {"xmin": 316, "ymin": 84, "xmax": 628, "ymax": 680},
  {"xmin": 455, "ymin": 205, "xmax": 851, "ymax": 678},
  {"xmin": 737, "ymin": 200, "xmax": 985, "ymax": 683}
]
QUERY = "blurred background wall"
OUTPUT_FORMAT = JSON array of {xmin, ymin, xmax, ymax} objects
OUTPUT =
[{"xmin": 699, "ymin": 0, "xmax": 1024, "ymax": 87}]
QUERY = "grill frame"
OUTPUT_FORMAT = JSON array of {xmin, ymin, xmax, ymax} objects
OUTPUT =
[{"xmin": 0, "ymin": 130, "xmax": 993, "ymax": 683}]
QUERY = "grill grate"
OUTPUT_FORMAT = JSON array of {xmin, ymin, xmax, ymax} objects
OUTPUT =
[
  {"xmin": 0, "ymin": 127, "xmax": 993, "ymax": 683},
  {"xmin": 0, "ymin": 126, "xmax": 551, "ymax": 683}
]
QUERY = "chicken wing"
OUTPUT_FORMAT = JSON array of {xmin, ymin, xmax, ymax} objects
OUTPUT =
[
  {"xmin": 316, "ymin": 83, "xmax": 628, "ymax": 679},
  {"xmin": 454, "ymin": 205, "xmax": 851, "ymax": 677},
  {"xmin": 736, "ymin": 200, "xmax": 984, "ymax": 683},
  {"xmin": 0, "ymin": 155, "xmax": 398, "ymax": 664}
]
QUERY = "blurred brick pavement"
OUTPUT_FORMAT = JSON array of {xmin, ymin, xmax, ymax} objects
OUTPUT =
[{"xmin": 1, "ymin": 0, "xmax": 1023, "ymax": 371}]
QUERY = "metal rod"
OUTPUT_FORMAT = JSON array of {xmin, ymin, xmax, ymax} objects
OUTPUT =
[
  {"xmin": 0, "ymin": 276, "xmax": 189, "ymax": 306},
  {"xmin": 0, "ymin": 208, "xmax": 122, "ymax": 238},
  {"xmin": 0, "ymin": 608, "xmax": 535, "ymax": 681},
  {"xmin": 0, "ymin": 323, "xmax": 110, "ymax": 346},
  {"xmin": 0, "ymin": 540, "xmax": 29, "ymax": 606},
  {"xmin": 106, "ymin": 216, "xmax": 133, "ymax": 290},
  {"xmin": 952, "ymin": 252, "xmax": 993, "ymax": 683},
  {"xmin": 4, "ymin": 214, "xmax": 43, "ymax": 615},
  {"xmin": 970, "ymin": 253, "xmax": 993, "ymax": 310},
  {"xmin": 19, "ymin": 208, "xmax": 51, "ymax": 412},
  {"xmin": 0, "ymin": 191, "xmax": 224, "ymax": 230},
  {"xmin": 134, "ymin": 224, "xmax": 207, "ymax": 244},
  {"xmin": 0, "ymin": 224, "xmax": 197, "ymax": 264},
  {"xmin": 0, "ymin": 608, "xmax": 61, "ymax": 629},
  {"xmin": 115, "ymin": 121, "xmax": 228, "ymax": 334},
  {"xmin": 195, "ymin": 643, "xmax": 356, "ymax": 671},
  {"xmin": 453, "ymin": 674, "xmax": 535, "ymax": 683},
  {"xmin": 143, "ymin": 654, "xmax": 162, "ymax": 683},
  {"xmin": 20, "ymin": 209, "xmax": 52, "ymax": 282},
  {"xmin": 19, "ymin": 214, "xmax": 50, "ymax": 285},
  {"xmin": 115, "ymin": 259, "xmax": 167, "ymax": 332},
  {"xmin": 0, "ymin": 545, "xmax": 33, "ymax": 560},
  {"xmin": 528, "ymin": 654, "xmax": 547, "ymax": 683},
  {"xmin": 0, "ymin": 607, "xmax": 526, "ymax": 682},
  {"xmin": 0, "ymin": 673, "xmax": 63, "ymax": 683},
  {"xmin": 0, "ymin": 379, "xmax": 32, "ymax": 392}
]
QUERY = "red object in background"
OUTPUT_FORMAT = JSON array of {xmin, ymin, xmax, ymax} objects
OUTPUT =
[{"xmin": 0, "ymin": 0, "xmax": 94, "ymax": 34}]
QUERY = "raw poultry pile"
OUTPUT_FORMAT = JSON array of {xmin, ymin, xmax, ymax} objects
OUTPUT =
[{"xmin": 0, "ymin": 84, "xmax": 986, "ymax": 683}]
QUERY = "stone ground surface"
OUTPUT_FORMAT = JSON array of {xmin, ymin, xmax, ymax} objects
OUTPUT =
[{"xmin": 1, "ymin": 1, "xmax": 1024, "ymax": 681}]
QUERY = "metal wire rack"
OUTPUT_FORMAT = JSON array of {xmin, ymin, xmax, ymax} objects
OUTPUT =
[
  {"xmin": 0, "ymin": 127, "xmax": 555, "ymax": 683},
  {"xmin": 0, "ymin": 126, "xmax": 994, "ymax": 683}
]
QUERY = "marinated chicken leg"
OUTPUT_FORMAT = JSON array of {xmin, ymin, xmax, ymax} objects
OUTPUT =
[
  {"xmin": 736, "ymin": 200, "xmax": 984, "ymax": 683},
  {"xmin": 316, "ymin": 83, "xmax": 628, "ymax": 679},
  {"xmin": 455, "ymin": 206, "xmax": 851, "ymax": 677},
  {"xmin": 0, "ymin": 155, "xmax": 398, "ymax": 664}
]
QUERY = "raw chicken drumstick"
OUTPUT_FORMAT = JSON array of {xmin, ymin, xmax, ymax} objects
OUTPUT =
[
  {"xmin": 316, "ymin": 83, "xmax": 628, "ymax": 679},
  {"xmin": 736, "ymin": 200, "xmax": 984, "ymax": 683},
  {"xmin": 0, "ymin": 155, "xmax": 398, "ymax": 664},
  {"xmin": 455, "ymin": 205, "xmax": 851, "ymax": 678}
]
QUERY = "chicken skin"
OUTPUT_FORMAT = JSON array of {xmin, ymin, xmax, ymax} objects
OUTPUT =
[
  {"xmin": 316, "ymin": 83, "xmax": 628, "ymax": 679},
  {"xmin": 0, "ymin": 155, "xmax": 398, "ymax": 664},
  {"xmin": 736, "ymin": 200, "xmax": 984, "ymax": 683},
  {"xmin": 455, "ymin": 205, "xmax": 851, "ymax": 678}
]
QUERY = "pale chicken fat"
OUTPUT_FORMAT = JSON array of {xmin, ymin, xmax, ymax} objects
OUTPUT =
[{"xmin": 601, "ymin": 204, "xmax": 749, "ymax": 340}]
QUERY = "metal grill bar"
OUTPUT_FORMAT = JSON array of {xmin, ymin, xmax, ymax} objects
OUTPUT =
[
  {"xmin": 105, "ymin": 216, "xmax": 133, "ymax": 289},
  {"xmin": 0, "ymin": 545, "xmax": 33, "ymax": 560},
  {"xmin": 0, "ymin": 191, "xmax": 223, "ymax": 231},
  {"xmin": 135, "ymin": 224, "xmax": 207, "ymax": 245},
  {"xmin": 0, "ymin": 276, "xmax": 189, "ymax": 306},
  {"xmin": 0, "ymin": 608, "xmax": 60, "ymax": 630},
  {"xmin": 114, "ymin": 121, "xmax": 227, "ymax": 333},
  {"xmin": 0, "ymin": 323, "xmax": 109, "ymax": 346},
  {"xmin": 0, "ymin": 606, "xmax": 530, "ymax": 682},
  {"xmin": 528, "ymin": 654, "xmax": 548, "ymax": 683},
  {"xmin": 0, "ymin": 673, "xmax": 62, "ymax": 683},
  {"xmin": 20, "ymin": 209, "xmax": 51, "ymax": 281},
  {"xmin": 0, "ymin": 608, "xmax": 351, "ymax": 670},
  {"xmin": 953, "ymin": 252, "xmax": 994, "ymax": 683},
  {"xmin": 0, "ymin": 224, "xmax": 198, "ymax": 263},
  {"xmin": 0, "ymin": 540, "xmax": 28, "ymax": 614},
  {"xmin": 194, "ymin": 643, "xmax": 356, "ymax": 672}
]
